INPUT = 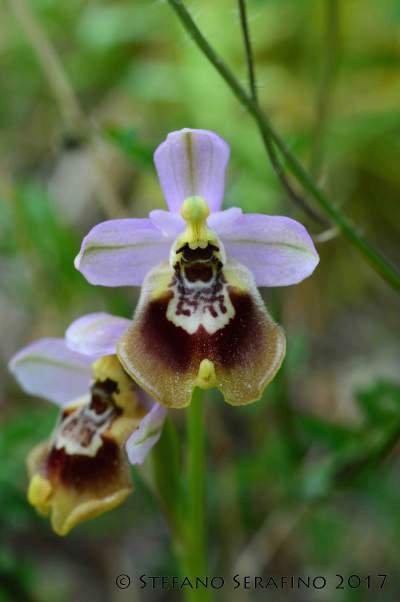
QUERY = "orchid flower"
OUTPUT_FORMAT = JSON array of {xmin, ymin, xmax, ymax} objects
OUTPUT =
[
  {"xmin": 75, "ymin": 129, "xmax": 319, "ymax": 408},
  {"xmin": 9, "ymin": 313, "xmax": 166, "ymax": 536}
]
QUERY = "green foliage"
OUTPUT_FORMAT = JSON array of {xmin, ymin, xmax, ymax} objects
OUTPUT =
[
  {"xmin": 356, "ymin": 379, "xmax": 400, "ymax": 426},
  {"xmin": 4, "ymin": 182, "xmax": 84, "ymax": 311},
  {"xmin": 0, "ymin": 405, "xmax": 57, "ymax": 527},
  {"xmin": 0, "ymin": 545, "xmax": 36, "ymax": 602},
  {"xmin": 105, "ymin": 126, "xmax": 154, "ymax": 168},
  {"xmin": 294, "ymin": 380, "xmax": 400, "ymax": 501}
]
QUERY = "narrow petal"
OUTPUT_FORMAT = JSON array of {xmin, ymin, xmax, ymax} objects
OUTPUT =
[
  {"xmin": 214, "ymin": 214, "xmax": 319, "ymax": 286},
  {"xmin": 66, "ymin": 313, "xmax": 131, "ymax": 357},
  {"xmin": 117, "ymin": 259, "xmax": 286, "ymax": 408},
  {"xmin": 9, "ymin": 339, "xmax": 93, "ymax": 406},
  {"xmin": 149, "ymin": 209, "xmax": 185, "ymax": 238},
  {"xmin": 154, "ymin": 128, "xmax": 230, "ymax": 213},
  {"xmin": 75, "ymin": 218, "xmax": 173, "ymax": 287},
  {"xmin": 126, "ymin": 403, "xmax": 167, "ymax": 465},
  {"xmin": 207, "ymin": 207, "xmax": 243, "ymax": 233}
]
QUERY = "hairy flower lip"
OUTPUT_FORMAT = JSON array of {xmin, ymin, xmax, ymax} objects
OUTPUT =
[
  {"xmin": 116, "ymin": 258, "xmax": 287, "ymax": 408},
  {"xmin": 27, "ymin": 438, "xmax": 134, "ymax": 536},
  {"xmin": 9, "ymin": 316, "xmax": 167, "ymax": 534}
]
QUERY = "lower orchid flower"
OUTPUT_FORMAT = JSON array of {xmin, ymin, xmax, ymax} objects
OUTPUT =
[
  {"xmin": 9, "ymin": 314, "xmax": 166, "ymax": 536},
  {"xmin": 75, "ymin": 128, "xmax": 319, "ymax": 408}
]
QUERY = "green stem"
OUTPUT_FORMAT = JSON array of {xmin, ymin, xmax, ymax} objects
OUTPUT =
[
  {"xmin": 186, "ymin": 388, "xmax": 209, "ymax": 599},
  {"xmin": 309, "ymin": 0, "xmax": 340, "ymax": 179},
  {"xmin": 152, "ymin": 416, "xmax": 184, "ymax": 545},
  {"xmin": 237, "ymin": 0, "xmax": 257, "ymax": 102},
  {"xmin": 166, "ymin": 0, "xmax": 400, "ymax": 293}
]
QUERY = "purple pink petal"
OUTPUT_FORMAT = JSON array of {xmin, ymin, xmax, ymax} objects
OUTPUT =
[
  {"xmin": 154, "ymin": 128, "xmax": 230, "ymax": 213},
  {"xmin": 75, "ymin": 218, "xmax": 173, "ymax": 287},
  {"xmin": 9, "ymin": 338, "xmax": 93, "ymax": 406},
  {"xmin": 213, "ymin": 213, "xmax": 319, "ymax": 286},
  {"xmin": 65, "ymin": 312, "xmax": 131, "ymax": 357},
  {"xmin": 125, "ymin": 403, "xmax": 167, "ymax": 464}
]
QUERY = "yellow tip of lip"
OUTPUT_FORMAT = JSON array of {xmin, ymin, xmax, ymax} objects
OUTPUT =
[
  {"xmin": 195, "ymin": 359, "xmax": 217, "ymax": 389},
  {"xmin": 28, "ymin": 474, "xmax": 52, "ymax": 514}
]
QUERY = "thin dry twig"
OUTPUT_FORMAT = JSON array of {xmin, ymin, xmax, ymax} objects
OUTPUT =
[
  {"xmin": 314, "ymin": 226, "xmax": 340, "ymax": 244},
  {"xmin": 234, "ymin": 503, "xmax": 310, "ymax": 575},
  {"xmin": 7, "ymin": 0, "xmax": 127, "ymax": 219}
]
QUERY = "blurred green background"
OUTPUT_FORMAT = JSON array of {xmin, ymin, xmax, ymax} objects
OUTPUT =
[{"xmin": 1, "ymin": 0, "xmax": 399, "ymax": 600}]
